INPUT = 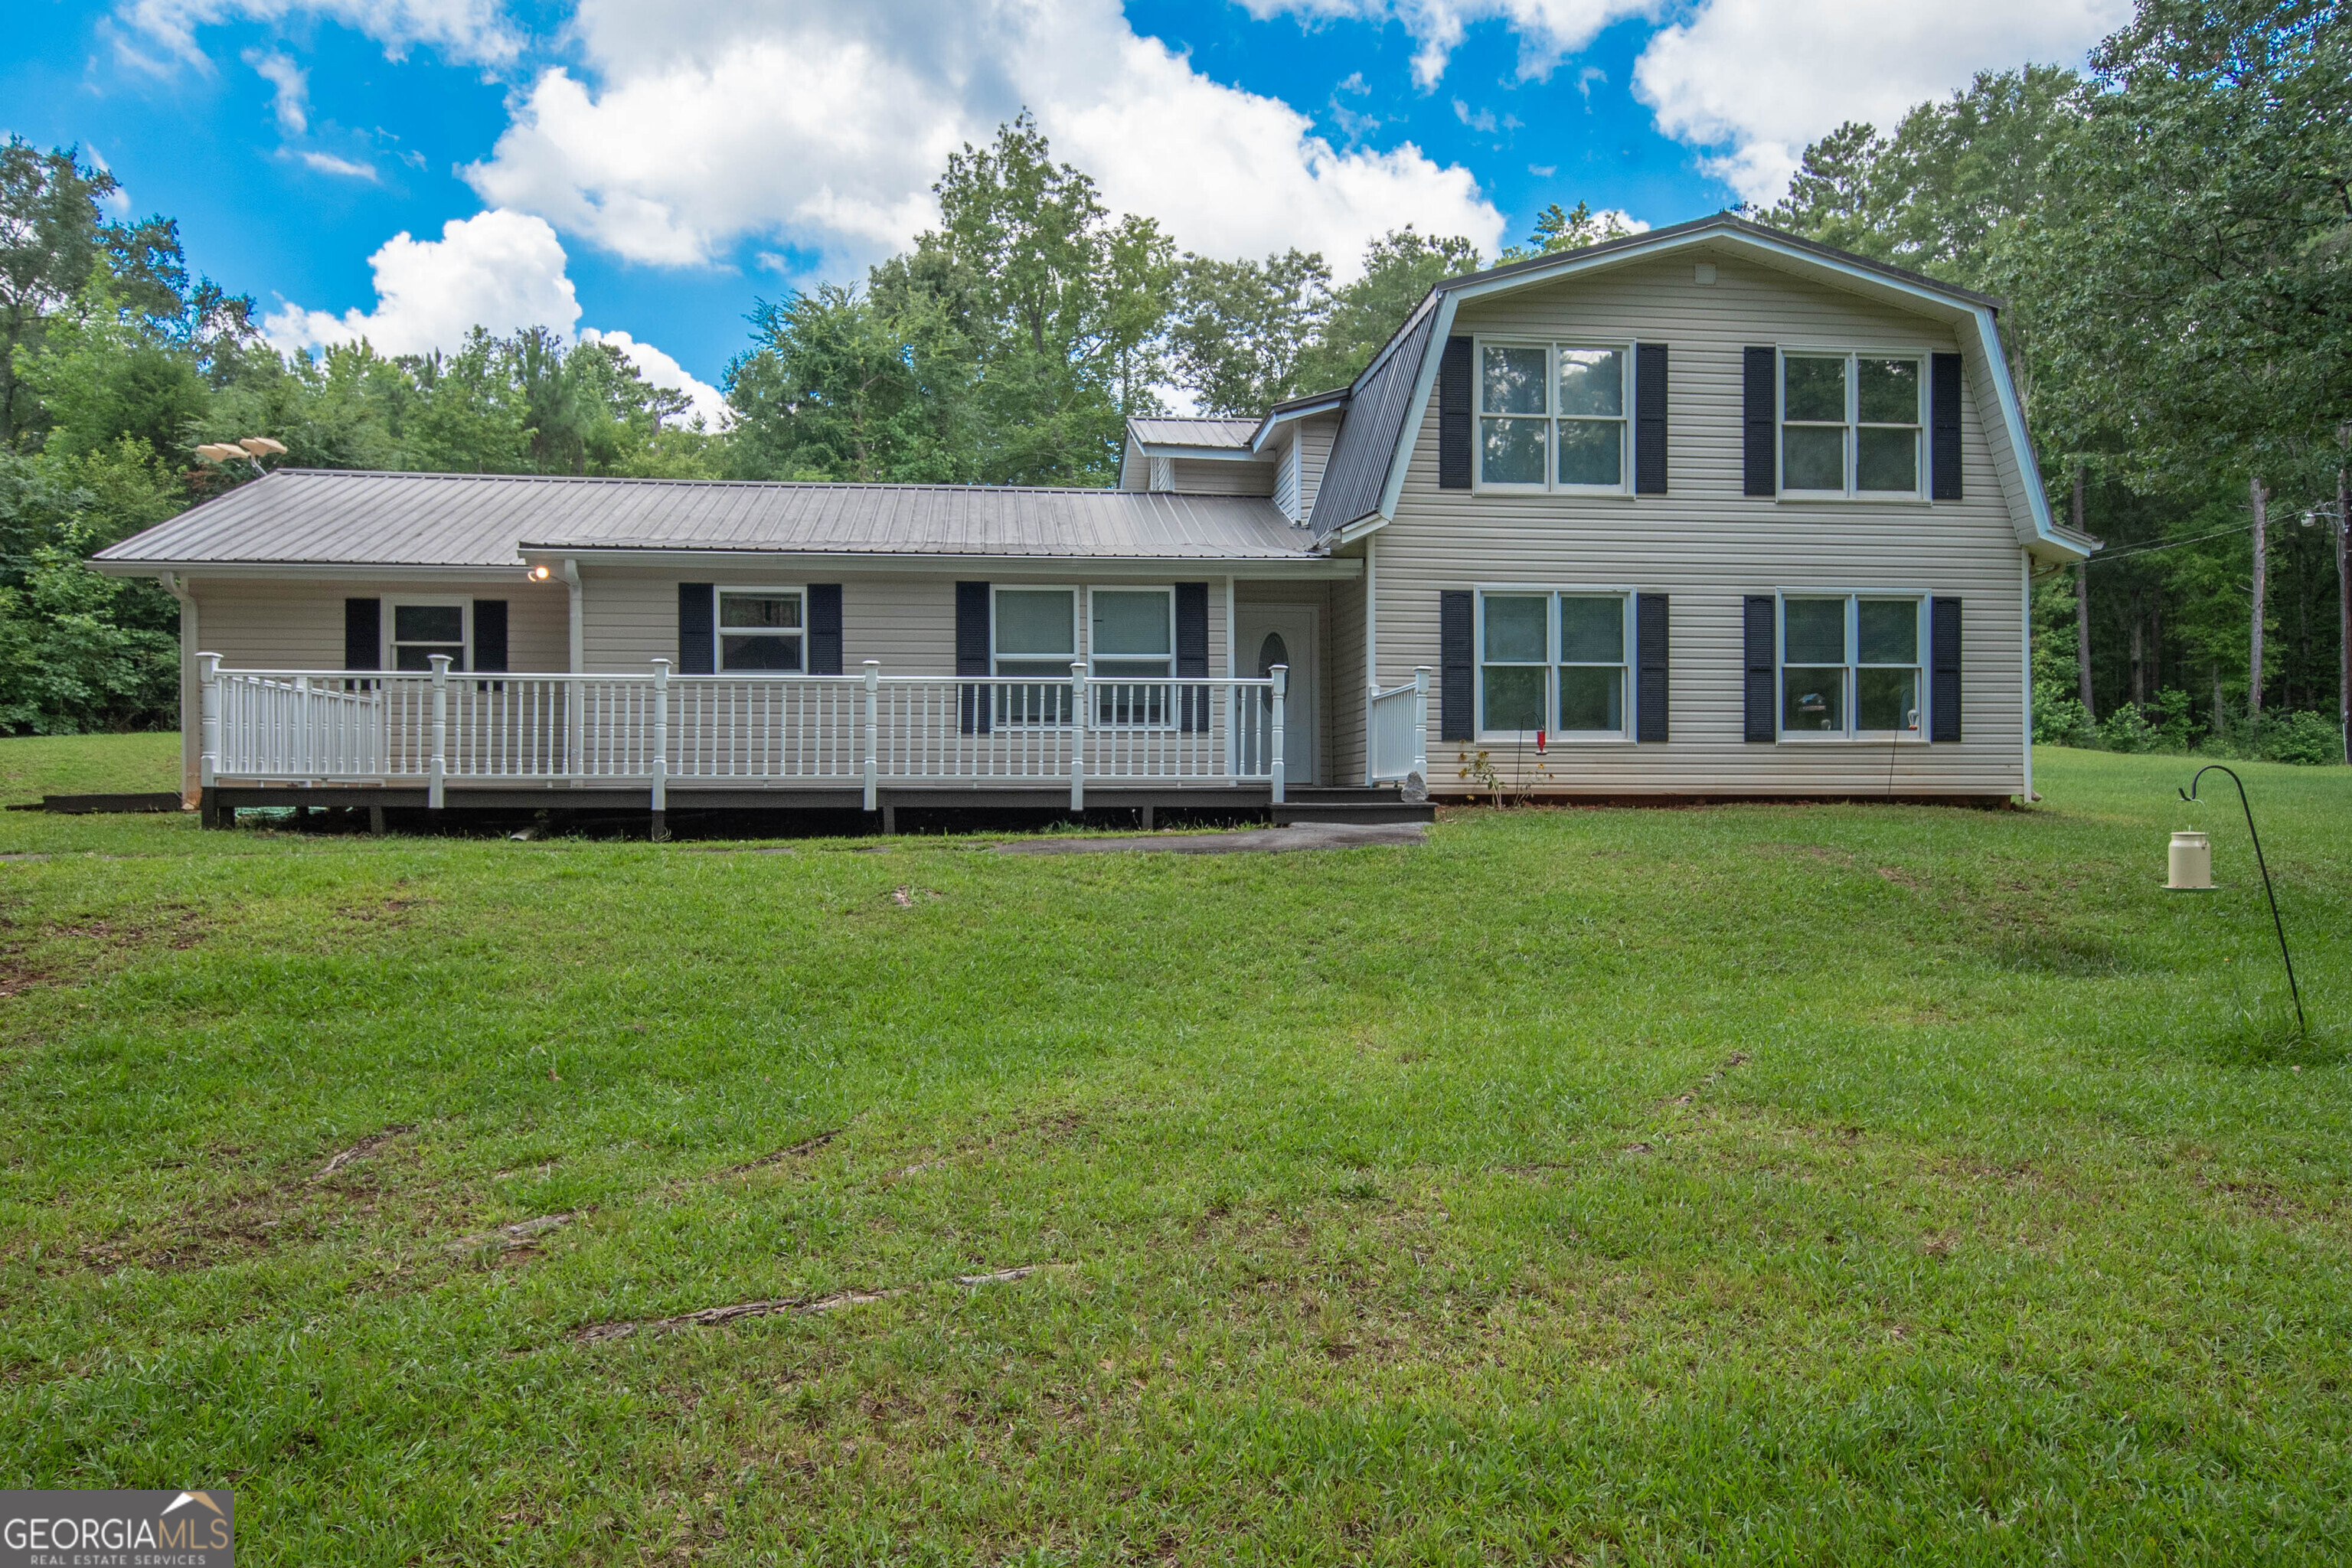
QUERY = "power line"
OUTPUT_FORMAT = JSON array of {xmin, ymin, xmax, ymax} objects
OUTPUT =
[{"xmin": 2082, "ymin": 523, "xmax": 2253, "ymax": 565}]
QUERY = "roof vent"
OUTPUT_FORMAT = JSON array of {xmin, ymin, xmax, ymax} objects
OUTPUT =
[{"xmin": 1694, "ymin": 263, "xmax": 1717, "ymax": 285}]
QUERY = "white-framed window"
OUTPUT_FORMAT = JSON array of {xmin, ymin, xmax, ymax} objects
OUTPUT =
[
  {"xmin": 1779, "ymin": 593, "xmax": 1926, "ymax": 739},
  {"xmin": 716, "ymin": 586, "xmax": 805, "ymax": 671},
  {"xmin": 1089, "ymin": 586, "xmax": 1174, "ymax": 727},
  {"xmin": 1476, "ymin": 590, "xmax": 1632, "ymax": 739},
  {"xmin": 1779, "ymin": 351, "xmax": 1923, "ymax": 497},
  {"xmin": 387, "ymin": 599, "xmax": 468, "ymax": 671},
  {"xmin": 992, "ymin": 586, "xmax": 1078, "ymax": 725},
  {"xmin": 1475, "ymin": 338, "xmax": 1632, "ymax": 493}
]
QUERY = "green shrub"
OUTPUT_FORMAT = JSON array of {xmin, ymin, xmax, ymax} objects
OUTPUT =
[
  {"xmin": 2259, "ymin": 710, "xmax": 2344, "ymax": 766},
  {"xmin": 2098, "ymin": 703, "xmax": 2161, "ymax": 753},
  {"xmin": 2032, "ymin": 683, "xmax": 2096, "ymax": 746}
]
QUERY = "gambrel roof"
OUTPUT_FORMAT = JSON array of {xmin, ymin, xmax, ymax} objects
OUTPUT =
[{"xmin": 1302, "ymin": 214, "xmax": 2091, "ymax": 562}]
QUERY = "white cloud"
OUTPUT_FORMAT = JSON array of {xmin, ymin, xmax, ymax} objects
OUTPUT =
[
  {"xmin": 299, "ymin": 151, "xmax": 378, "ymax": 180},
  {"xmin": 111, "ymin": 0, "xmax": 521, "ymax": 68},
  {"xmin": 579, "ymin": 329, "xmax": 728, "ymax": 428},
  {"xmin": 1243, "ymin": 0, "xmax": 1661, "ymax": 90},
  {"xmin": 243, "ymin": 48, "xmax": 308, "ymax": 134},
  {"xmin": 83, "ymin": 144, "xmax": 133, "ymax": 215},
  {"xmin": 1631, "ymin": 0, "xmax": 2133, "ymax": 204},
  {"xmin": 263, "ymin": 208, "xmax": 722, "ymax": 426},
  {"xmin": 462, "ymin": 0, "xmax": 1506, "ymax": 279},
  {"xmin": 263, "ymin": 208, "xmax": 580, "ymax": 356}
]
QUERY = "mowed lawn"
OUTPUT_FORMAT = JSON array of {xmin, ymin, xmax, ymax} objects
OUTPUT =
[{"xmin": 2, "ymin": 739, "xmax": 2349, "ymax": 1566}]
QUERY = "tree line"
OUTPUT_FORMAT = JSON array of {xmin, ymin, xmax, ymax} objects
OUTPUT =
[
  {"xmin": 1760, "ymin": 0, "xmax": 2349, "ymax": 763},
  {"xmin": 2, "ymin": 0, "xmax": 2344, "ymax": 758}
]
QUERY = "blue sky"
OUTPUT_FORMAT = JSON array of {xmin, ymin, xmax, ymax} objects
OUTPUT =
[{"xmin": 2, "ymin": 1, "xmax": 2130, "ymax": 417}]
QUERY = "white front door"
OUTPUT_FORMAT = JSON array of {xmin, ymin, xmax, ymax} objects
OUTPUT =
[{"xmin": 1235, "ymin": 606, "xmax": 1317, "ymax": 785}]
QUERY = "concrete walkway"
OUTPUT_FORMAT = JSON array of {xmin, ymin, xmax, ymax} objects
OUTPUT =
[{"xmin": 992, "ymin": 822, "xmax": 1427, "ymax": 855}]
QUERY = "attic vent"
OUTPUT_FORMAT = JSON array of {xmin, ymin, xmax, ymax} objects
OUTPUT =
[
  {"xmin": 1693, "ymin": 263, "xmax": 1717, "ymax": 285},
  {"xmin": 1148, "ymin": 456, "xmax": 1174, "ymax": 492}
]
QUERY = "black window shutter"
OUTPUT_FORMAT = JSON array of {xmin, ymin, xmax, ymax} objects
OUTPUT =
[
  {"xmin": 1743, "ymin": 595, "xmax": 1777, "ymax": 741},
  {"xmin": 1174, "ymin": 582, "xmax": 1209, "ymax": 732},
  {"xmin": 1439, "ymin": 590, "xmax": 1474, "ymax": 742},
  {"xmin": 1634, "ymin": 343, "xmax": 1668, "ymax": 495},
  {"xmin": 1930, "ymin": 597, "xmax": 1962, "ymax": 742},
  {"xmin": 1743, "ymin": 347, "xmax": 1778, "ymax": 497},
  {"xmin": 344, "ymin": 597, "xmax": 381, "ymax": 671},
  {"xmin": 956, "ymin": 580, "xmax": 991, "ymax": 735},
  {"xmin": 678, "ymin": 583, "xmax": 714, "ymax": 673},
  {"xmin": 1438, "ymin": 335, "xmax": 1473, "ymax": 491},
  {"xmin": 472, "ymin": 599, "xmax": 508, "ymax": 673},
  {"xmin": 1635, "ymin": 593, "xmax": 1669, "ymax": 742},
  {"xmin": 808, "ymin": 583, "xmax": 843, "ymax": 675},
  {"xmin": 1930, "ymin": 353, "xmax": 1963, "ymax": 501}
]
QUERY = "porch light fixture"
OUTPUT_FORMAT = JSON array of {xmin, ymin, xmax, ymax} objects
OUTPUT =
[
  {"xmin": 2177, "ymin": 764, "xmax": 2306, "ymax": 1036},
  {"xmin": 528, "ymin": 564, "xmax": 551, "ymax": 581}
]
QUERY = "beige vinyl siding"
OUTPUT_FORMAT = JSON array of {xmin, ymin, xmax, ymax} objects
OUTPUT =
[
  {"xmin": 192, "ymin": 577, "xmax": 570, "ymax": 670},
  {"xmin": 1381, "ymin": 250, "xmax": 2027, "ymax": 796},
  {"xmin": 1169, "ymin": 456, "xmax": 1275, "ymax": 496},
  {"xmin": 183, "ymin": 576, "xmax": 569, "ymax": 794},
  {"xmin": 1272, "ymin": 437, "xmax": 1301, "ymax": 521},
  {"xmin": 1294, "ymin": 416, "xmax": 1338, "ymax": 523},
  {"xmin": 1328, "ymin": 565, "xmax": 1369, "ymax": 783},
  {"xmin": 580, "ymin": 567, "xmax": 1230, "ymax": 678}
]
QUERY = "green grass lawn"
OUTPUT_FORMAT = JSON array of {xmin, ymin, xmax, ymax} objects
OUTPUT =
[{"xmin": 2, "ymin": 736, "xmax": 2348, "ymax": 1564}]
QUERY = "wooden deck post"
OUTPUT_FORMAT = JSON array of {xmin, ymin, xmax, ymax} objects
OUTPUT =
[
  {"xmin": 650, "ymin": 658, "xmax": 670, "ymax": 841},
  {"xmin": 862, "ymin": 660, "xmax": 880, "ymax": 815},
  {"xmin": 427, "ymin": 654, "xmax": 449, "ymax": 811},
  {"xmin": 198, "ymin": 652, "xmax": 220, "ymax": 794},
  {"xmin": 1069, "ymin": 660, "xmax": 1087, "ymax": 814},
  {"xmin": 1412, "ymin": 665, "xmax": 1431, "ymax": 786},
  {"xmin": 1269, "ymin": 664, "xmax": 1287, "ymax": 805}
]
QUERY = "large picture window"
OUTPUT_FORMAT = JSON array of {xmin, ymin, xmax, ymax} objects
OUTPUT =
[
  {"xmin": 717, "ymin": 588, "xmax": 804, "ymax": 671},
  {"xmin": 1781, "ymin": 352, "xmax": 1922, "ymax": 496},
  {"xmin": 1478, "ymin": 591, "xmax": 1630, "ymax": 738},
  {"xmin": 1476, "ymin": 341, "xmax": 1630, "ymax": 492},
  {"xmin": 1780, "ymin": 595, "xmax": 1924, "ymax": 738}
]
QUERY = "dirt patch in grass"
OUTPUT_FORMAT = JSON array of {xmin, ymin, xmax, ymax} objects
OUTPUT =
[
  {"xmin": 312, "ymin": 1125, "xmax": 416, "ymax": 1181},
  {"xmin": 573, "ymin": 1264, "xmax": 1069, "ymax": 1344},
  {"xmin": 0, "ymin": 900, "xmax": 207, "ymax": 1001}
]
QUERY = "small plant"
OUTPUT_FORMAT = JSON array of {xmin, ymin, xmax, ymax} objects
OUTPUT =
[{"xmin": 1456, "ymin": 747, "xmax": 1502, "ymax": 806}]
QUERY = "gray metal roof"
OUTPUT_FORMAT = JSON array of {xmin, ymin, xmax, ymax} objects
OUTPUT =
[
  {"xmin": 1126, "ymin": 417, "xmax": 1260, "ymax": 450},
  {"xmin": 93, "ymin": 469, "xmax": 1319, "ymax": 567},
  {"xmin": 1308, "ymin": 302, "xmax": 1435, "ymax": 538}
]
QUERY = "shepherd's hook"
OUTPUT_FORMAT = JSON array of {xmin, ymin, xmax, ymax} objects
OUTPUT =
[{"xmin": 2180, "ymin": 764, "xmax": 2306, "ymax": 1035}]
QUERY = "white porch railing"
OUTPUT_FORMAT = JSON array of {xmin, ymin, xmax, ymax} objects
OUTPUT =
[
  {"xmin": 1367, "ymin": 667, "xmax": 1431, "ymax": 785},
  {"xmin": 198, "ymin": 655, "xmax": 1290, "ymax": 811}
]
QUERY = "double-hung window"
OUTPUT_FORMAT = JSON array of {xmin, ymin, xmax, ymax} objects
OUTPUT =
[
  {"xmin": 1478, "ymin": 591, "xmax": 1631, "ymax": 738},
  {"xmin": 1089, "ymin": 589, "xmax": 1173, "ymax": 726},
  {"xmin": 992, "ymin": 587, "xmax": 1077, "ymax": 725},
  {"xmin": 1477, "ymin": 341, "xmax": 1630, "ymax": 492},
  {"xmin": 390, "ymin": 603, "xmax": 467, "ymax": 671},
  {"xmin": 1780, "ymin": 595, "xmax": 1924, "ymax": 738},
  {"xmin": 1781, "ymin": 352, "xmax": 1923, "ymax": 496},
  {"xmin": 717, "ymin": 588, "xmax": 804, "ymax": 671}
]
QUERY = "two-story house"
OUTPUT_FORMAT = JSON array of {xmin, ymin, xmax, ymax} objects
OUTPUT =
[{"xmin": 93, "ymin": 215, "xmax": 2092, "ymax": 831}]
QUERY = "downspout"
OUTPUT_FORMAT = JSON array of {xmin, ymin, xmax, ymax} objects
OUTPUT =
[
  {"xmin": 159, "ymin": 573, "xmax": 200, "ymax": 807},
  {"xmin": 561, "ymin": 557, "xmax": 584, "ymax": 673},
  {"xmin": 2021, "ymin": 551, "xmax": 2035, "ymax": 802},
  {"xmin": 562, "ymin": 558, "xmax": 585, "ymax": 789},
  {"xmin": 1363, "ymin": 534, "xmax": 1379, "ymax": 785}
]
